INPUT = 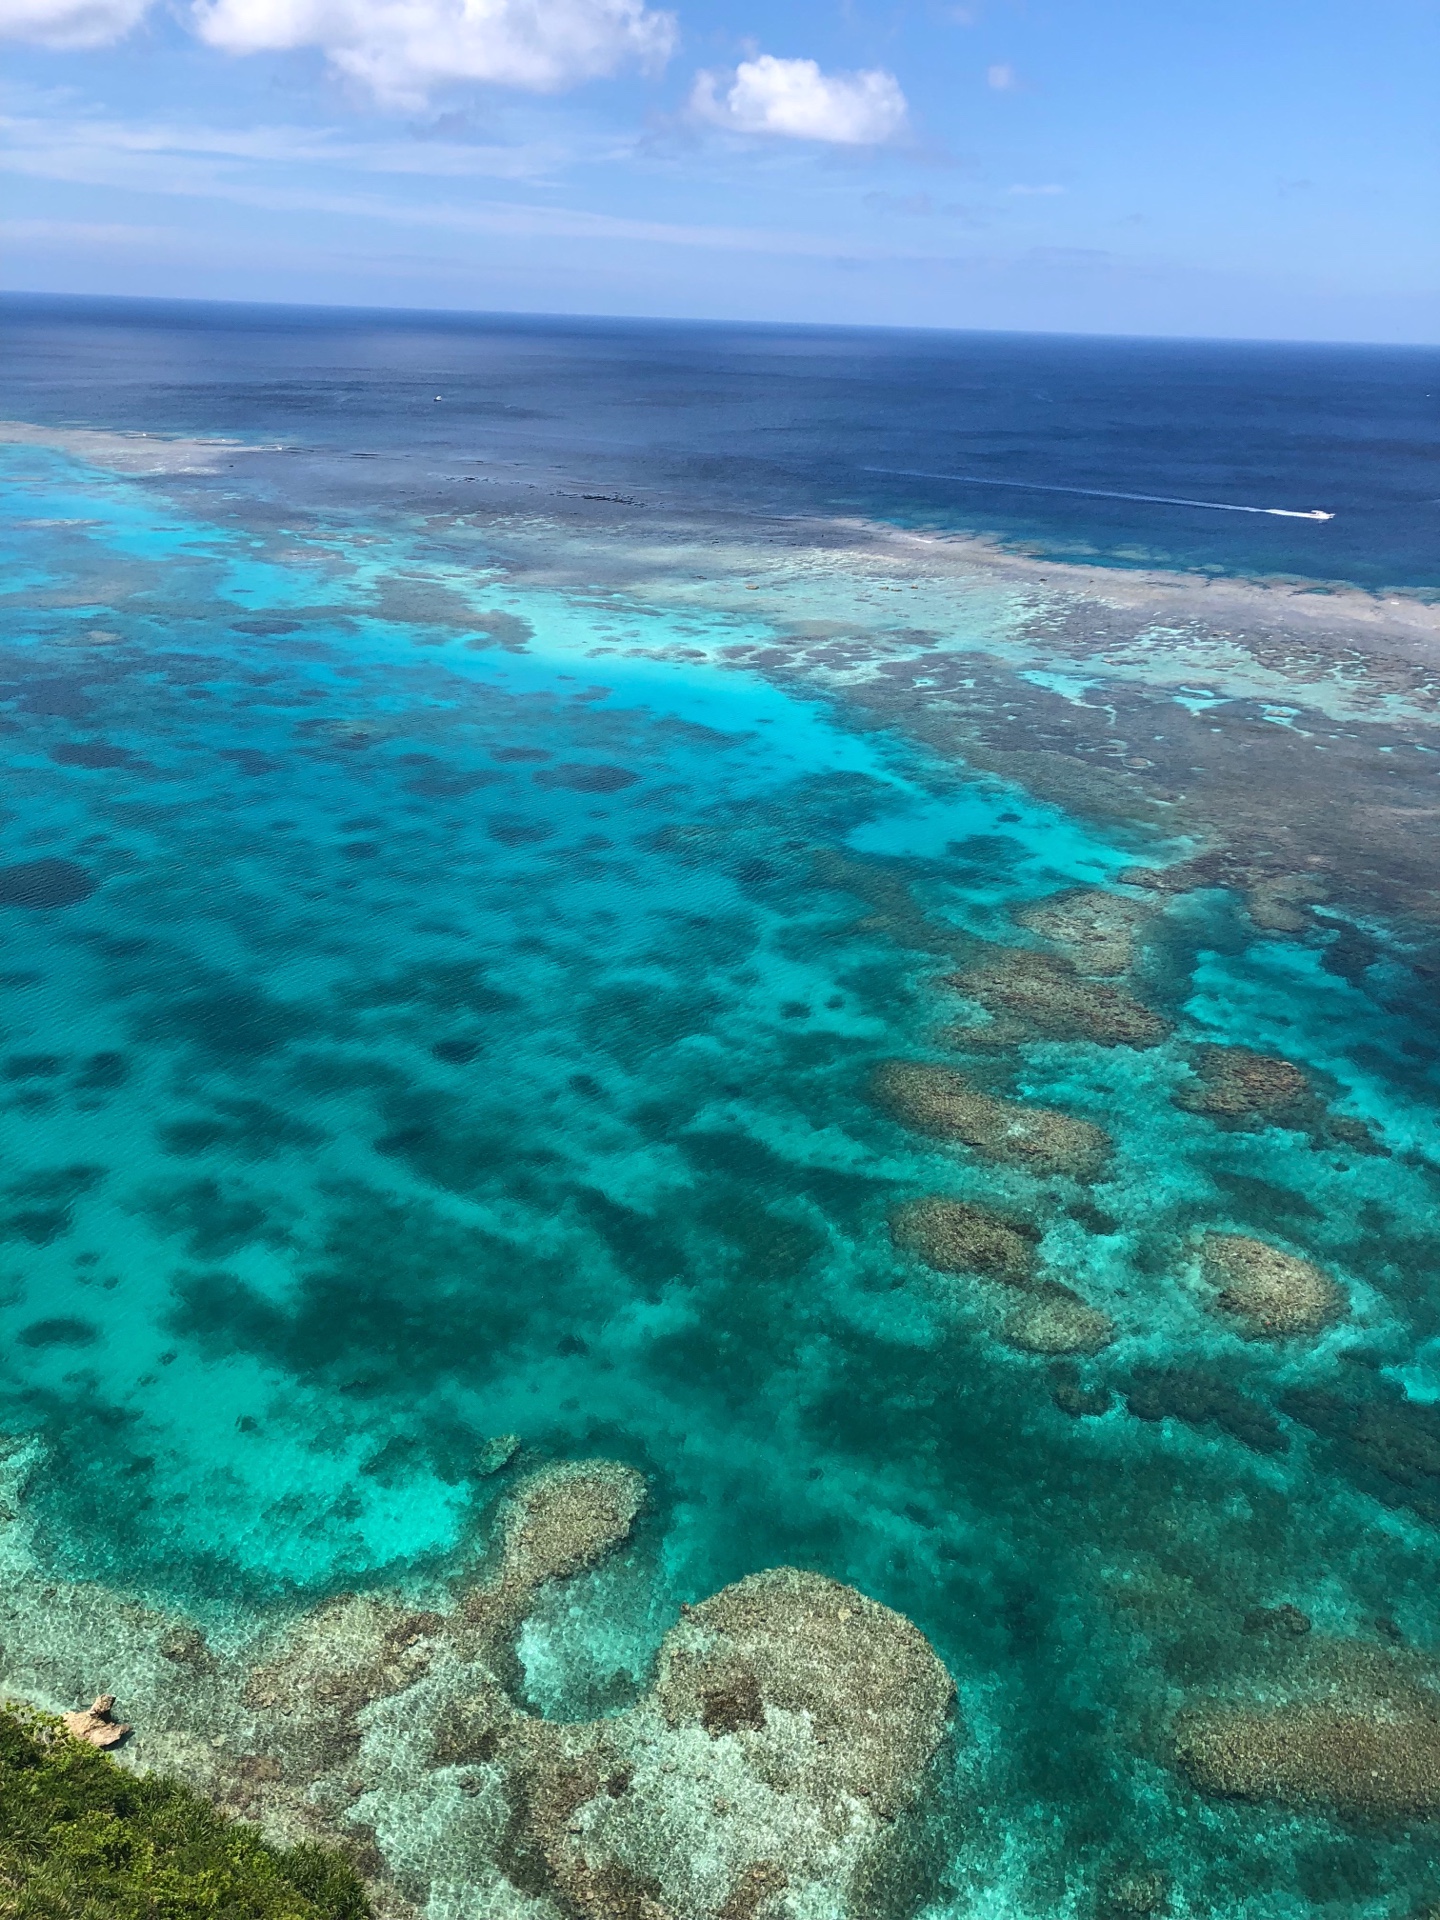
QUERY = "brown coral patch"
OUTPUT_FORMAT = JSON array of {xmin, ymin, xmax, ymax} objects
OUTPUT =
[
  {"xmin": 655, "ymin": 1568, "xmax": 953, "ymax": 1819},
  {"xmin": 873, "ymin": 1062, "xmax": 1111, "ymax": 1178},
  {"xmin": 890, "ymin": 1197, "xmax": 1037, "ymax": 1285},
  {"xmin": 1200, "ymin": 1234, "xmax": 1346, "ymax": 1338},
  {"xmin": 1175, "ymin": 1697, "xmax": 1440, "ymax": 1819},
  {"xmin": 1015, "ymin": 888, "xmax": 1152, "ymax": 977},
  {"xmin": 945, "ymin": 951, "xmax": 1168, "ymax": 1048},
  {"xmin": 1003, "ymin": 1286, "xmax": 1115, "ymax": 1356},
  {"xmin": 1174, "ymin": 1045, "xmax": 1315, "ymax": 1126}
]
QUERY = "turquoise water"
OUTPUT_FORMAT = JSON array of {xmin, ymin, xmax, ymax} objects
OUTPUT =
[{"xmin": 3, "ymin": 434, "xmax": 1440, "ymax": 1915}]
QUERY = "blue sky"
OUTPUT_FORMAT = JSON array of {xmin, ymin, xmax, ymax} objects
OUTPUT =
[{"xmin": 3, "ymin": 0, "xmax": 1437, "ymax": 340}]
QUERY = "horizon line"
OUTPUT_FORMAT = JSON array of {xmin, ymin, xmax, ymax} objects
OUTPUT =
[{"xmin": 2, "ymin": 285, "xmax": 1437, "ymax": 353}]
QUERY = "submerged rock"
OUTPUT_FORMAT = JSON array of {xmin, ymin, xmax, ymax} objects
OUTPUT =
[
  {"xmin": 1015, "ymin": 888, "xmax": 1153, "ymax": 977},
  {"xmin": 945, "ymin": 951, "xmax": 1168, "ymax": 1049},
  {"xmin": 1004, "ymin": 1286, "xmax": 1115, "ymax": 1356},
  {"xmin": 890, "ymin": 1196, "xmax": 1037, "ymax": 1284},
  {"xmin": 1200, "ymin": 1234, "xmax": 1346, "ymax": 1338},
  {"xmin": 874, "ymin": 1061, "xmax": 1111, "ymax": 1178}
]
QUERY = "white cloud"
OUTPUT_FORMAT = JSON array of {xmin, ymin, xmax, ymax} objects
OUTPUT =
[
  {"xmin": 0, "ymin": 0, "xmax": 150, "ymax": 47},
  {"xmin": 0, "ymin": 0, "xmax": 676, "ymax": 100},
  {"xmin": 692, "ymin": 53, "xmax": 908, "ymax": 146},
  {"xmin": 986, "ymin": 62, "xmax": 1015, "ymax": 90},
  {"xmin": 193, "ymin": 0, "xmax": 676, "ymax": 103}
]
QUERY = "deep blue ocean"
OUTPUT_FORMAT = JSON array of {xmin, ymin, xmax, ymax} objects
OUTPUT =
[
  {"xmin": 1, "ymin": 293, "xmax": 1439, "ymax": 1918},
  {"xmin": 4, "ymin": 292, "xmax": 1437, "ymax": 588}
]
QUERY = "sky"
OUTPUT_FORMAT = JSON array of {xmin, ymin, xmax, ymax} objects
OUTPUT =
[{"xmin": 1, "ymin": 0, "xmax": 1437, "ymax": 340}]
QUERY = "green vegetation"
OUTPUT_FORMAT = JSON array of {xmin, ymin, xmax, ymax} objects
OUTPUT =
[{"xmin": 0, "ymin": 1706, "xmax": 371, "ymax": 1919}]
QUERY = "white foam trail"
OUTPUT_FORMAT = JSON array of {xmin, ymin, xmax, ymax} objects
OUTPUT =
[{"xmin": 862, "ymin": 466, "xmax": 1334, "ymax": 520}]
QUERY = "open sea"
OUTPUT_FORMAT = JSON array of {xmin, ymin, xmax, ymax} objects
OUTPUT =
[{"xmin": 1, "ymin": 291, "xmax": 1439, "ymax": 1918}]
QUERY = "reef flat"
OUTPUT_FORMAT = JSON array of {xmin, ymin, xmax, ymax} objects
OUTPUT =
[{"xmin": 0, "ymin": 421, "xmax": 1438, "ymax": 1917}]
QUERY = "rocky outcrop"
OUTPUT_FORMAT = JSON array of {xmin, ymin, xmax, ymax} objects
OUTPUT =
[{"xmin": 60, "ymin": 1694, "xmax": 130, "ymax": 1749}]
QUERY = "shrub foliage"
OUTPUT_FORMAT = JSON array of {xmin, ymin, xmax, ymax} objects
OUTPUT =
[{"xmin": 0, "ymin": 1706, "xmax": 371, "ymax": 1919}]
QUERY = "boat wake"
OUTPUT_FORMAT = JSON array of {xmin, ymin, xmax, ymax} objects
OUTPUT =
[{"xmin": 863, "ymin": 466, "xmax": 1335, "ymax": 520}]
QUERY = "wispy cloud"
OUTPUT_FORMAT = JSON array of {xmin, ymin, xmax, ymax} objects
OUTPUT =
[
  {"xmin": 0, "ymin": 108, "xmax": 936, "ymax": 256},
  {"xmin": 986, "ymin": 62, "xmax": 1016, "ymax": 91},
  {"xmin": 1007, "ymin": 183, "xmax": 1065, "ymax": 196}
]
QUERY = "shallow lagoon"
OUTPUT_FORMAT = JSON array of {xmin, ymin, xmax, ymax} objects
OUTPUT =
[{"xmin": 2, "ymin": 418, "xmax": 1440, "ymax": 1918}]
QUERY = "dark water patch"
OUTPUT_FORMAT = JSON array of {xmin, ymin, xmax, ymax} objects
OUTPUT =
[
  {"xmin": 168, "ymin": 1193, "xmax": 564, "ymax": 1394},
  {"xmin": 230, "ymin": 615, "xmax": 307, "ymax": 635},
  {"xmin": 572, "ymin": 1188, "xmax": 687, "ymax": 1294},
  {"xmin": 533, "ymin": 764, "xmax": 639, "ymax": 794},
  {"xmin": 49, "ymin": 741, "xmax": 143, "ymax": 770},
  {"xmin": 1281, "ymin": 1383, "xmax": 1440, "ymax": 1528},
  {"xmin": 0, "ymin": 674, "xmax": 95, "ymax": 720},
  {"xmin": 1124, "ymin": 1367, "xmax": 1288, "ymax": 1456},
  {"xmin": 0, "ymin": 859, "xmax": 96, "ymax": 908},
  {"xmin": 158, "ymin": 1095, "xmax": 325, "ymax": 1159},
  {"xmin": 373, "ymin": 1090, "xmax": 559, "ymax": 1197},
  {"xmin": 144, "ymin": 1176, "xmax": 291, "ymax": 1259},
  {"xmin": 72, "ymin": 1051, "xmax": 128, "ymax": 1091},
  {"xmin": 17, "ymin": 1317, "xmax": 99, "ymax": 1348},
  {"xmin": 9, "ymin": 1165, "xmax": 106, "ymax": 1205},
  {"xmin": 488, "ymin": 815, "xmax": 553, "ymax": 846},
  {"xmin": 217, "ymin": 747, "xmax": 282, "ymax": 775},
  {"xmin": 583, "ymin": 982, "xmax": 724, "ymax": 1060},
  {"xmin": 144, "ymin": 982, "xmax": 311, "ymax": 1059},
  {"xmin": 679, "ymin": 1128, "xmax": 884, "ymax": 1219},
  {"xmin": 491, "ymin": 747, "xmax": 550, "ymax": 762},
  {"xmin": 4, "ymin": 1054, "xmax": 64, "ymax": 1079},
  {"xmin": 399, "ymin": 761, "xmax": 504, "ymax": 798},
  {"xmin": 339, "ymin": 960, "xmax": 519, "ymax": 1019},
  {"xmin": 1207, "ymin": 1168, "xmax": 1326, "ymax": 1228},
  {"xmin": 430, "ymin": 1038, "xmax": 481, "ymax": 1065},
  {"xmin": 1, "ymin": 1208, "xmax": 72, "ymax": 1245}
]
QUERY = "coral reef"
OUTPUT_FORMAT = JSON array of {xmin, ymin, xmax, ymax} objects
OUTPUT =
[
  {"xmin": 1121, "ymin": 852, "xmax": 1328, "ymax": 936},
  {"xmin": 873, "ymin": 1062, "xmax": 1111, "ymax": 1178},
  {"xmin": 890, "ymin": 1197, "xmax": 1037, "ymax": 1285},
  {"xmin": 944, "ymin": 952, "xmax": 1168, "ymax": 1049},
  {"xmin": 0, "ymin": 1451, "xmax": 955, "ymax": 1920},
  {"xmin": 1175, "ymin": 1693, "xmax": 1440, "ymax": 1819},
  {"xmin": 1004, "ymin": 1286, "xmax": 1115, "ymax": 1356},
  {"xmin": 1015, "ymin": 888, "xmax": 1153, "ymax": 978},
  {"xmin": 1173, "ymin": 1045, "xmax": 1315, "ymax": 1127},
  {"xmin": 1200, "ymin": 1234, "xmax": 1346, "ymax": 1338}
]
